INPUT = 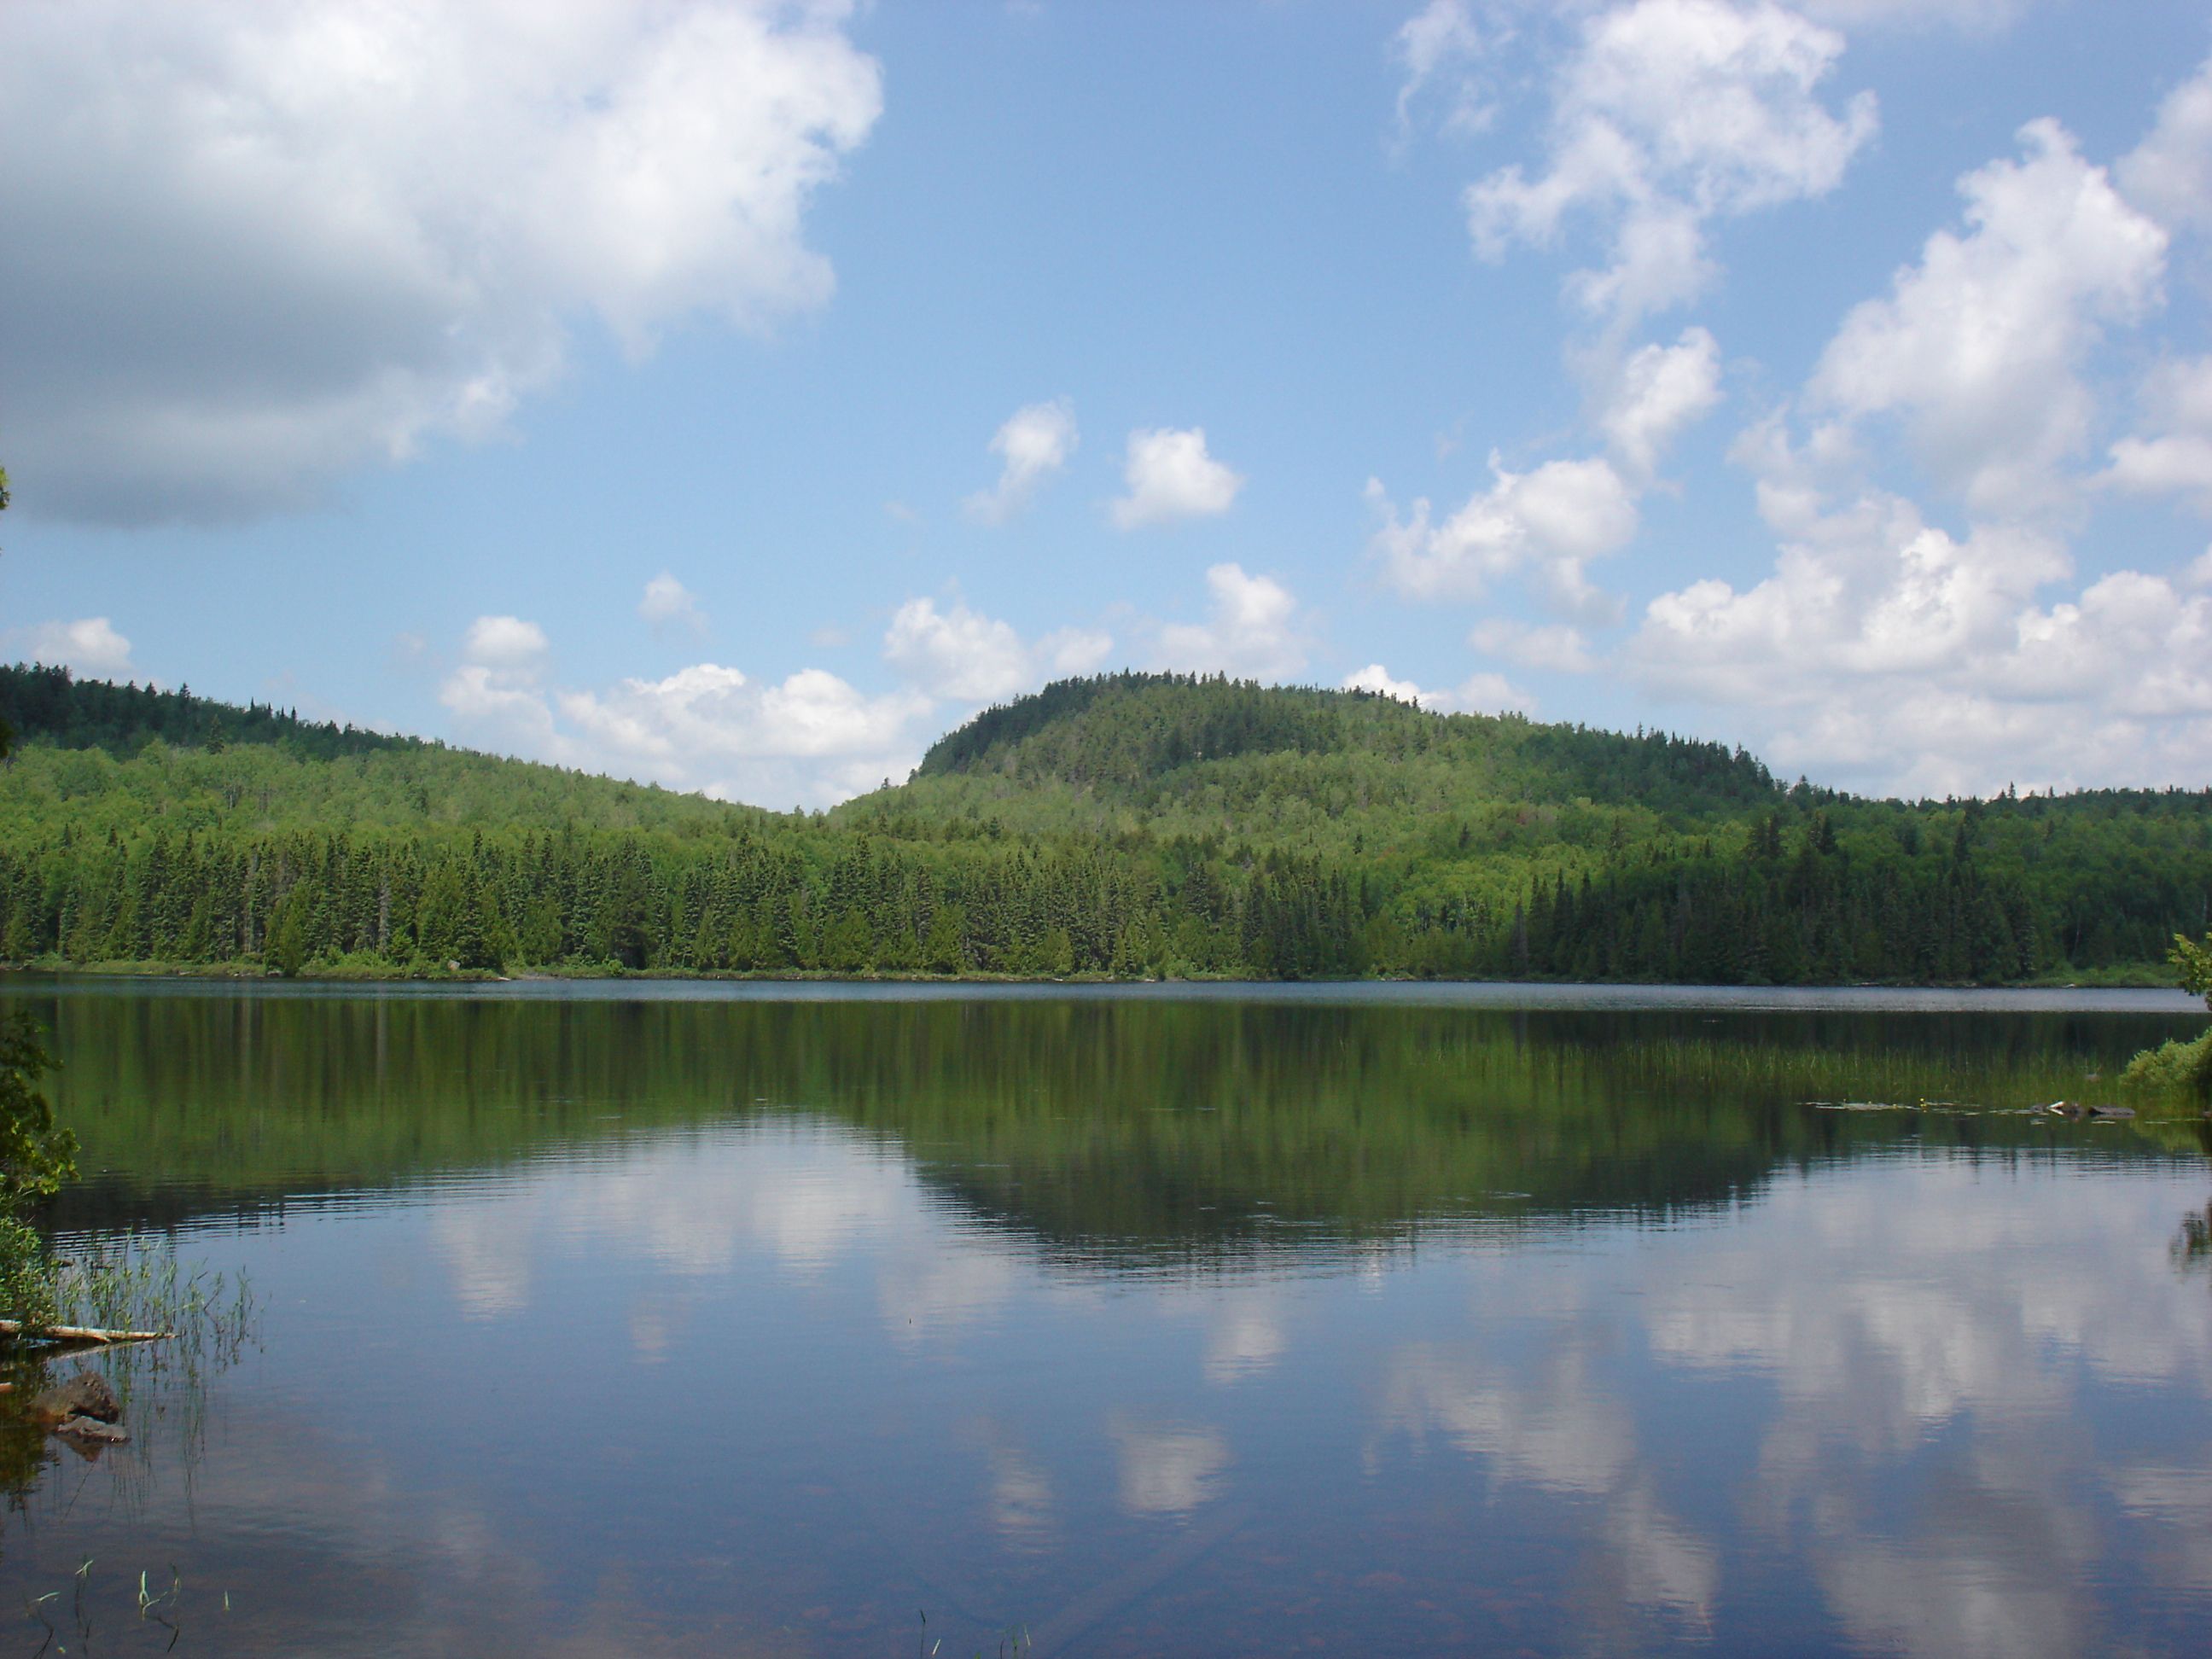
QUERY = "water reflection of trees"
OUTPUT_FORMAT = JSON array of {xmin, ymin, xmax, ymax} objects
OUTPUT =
[
  {"xmin": 2174, "ymin": 1201, "xmax": 2212, "ymax": 1274},
  {"xmin": 7, "ymin": 987, "xmax": 2201, "ymax": 1263}
]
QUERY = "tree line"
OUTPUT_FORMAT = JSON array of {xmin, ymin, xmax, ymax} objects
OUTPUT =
[
  {"xmin": 0, "ymin": 665, "xmax": 2206, "ymax": 984},
  {"xmin": 0, "ymin": 800, "xmax": 2202, "ymax": 984}
]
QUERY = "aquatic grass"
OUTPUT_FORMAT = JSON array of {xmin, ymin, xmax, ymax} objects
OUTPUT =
[
  {"xmin": 47, "ymin": 1232, "xmax": 255, "ymax": 1402},
  {"xmin": 20, "ymin": 1557, "xmax": 212, "ymax": 1656},
  {"xmin": 917, "ymin": 1610, "xmax": 1031, "ymax": 1658}
]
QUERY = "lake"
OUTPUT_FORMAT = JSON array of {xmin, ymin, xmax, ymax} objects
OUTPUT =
[{"xmin": 0, "ymin": 977, "xmax": 2208, "ymax": 1656}]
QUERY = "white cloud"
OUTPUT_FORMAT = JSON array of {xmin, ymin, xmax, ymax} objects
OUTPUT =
[
  {"xmin": 1342, "ymin": 661, "xmax": 1536, "ymax": 714},
  {"xmin": 1393, "ymin": 0, "xmax": 1493, "ymax": 143},
  {"xmin": 1470, "ymin": 618, "xmax": 1600, "ymax": 672},
  {"xmin": 638, "ymin": 573, "xmax": 707, "ymax": 636},
  {"xmin": 1601, "ymin": 326, "xmax": 1722, "ymax": 478},
  {"xmin": 437, "ymin": 592, "xmax": 1121, "ymax": 806},
  {"xmin": 0, "ymin": 0, "xmax": 882, "ymax": 523},
  {"xmin": 1343, "ymin": 663, "xmax": 1431, "ymax": 703},
  {"xmin": 963, "ymin": 399, "xmax": 1078, "ymax": 524},
  {"xmin": 462, "ymin": 614, "xmax": 550, "ymax": 671},
  {"xmin": 1810, "ymin": 119, "xmax": 2167, "ymax": 515},
  {"xmin": 1451, "ymin": 669, "xmax": 1540, "ymax": 713},
  {"xmin": 1628, "ymin": 458, "xmax": 2212, "ymax": 794},
  {"xmin": 14, "ymin": 617, "xmax": 137, "ymax": 679},
  {"xmin": 2118, "ymin": 55, "xmax": 2212, "ymax": 233},
  {"xmin": 438, "ymin": 613, "xmax": 931, "ymax": 807},
  {"xmin": 568, "ymin": 664, "xmax": 922, "ymax": 759},
  {"xmin": 2103, "ymin": 356, "xmax": 2212, "ymax": 512},
  {"xmin": 1367, "ymin": 455, "xmax": 1638, "ymax": 621},
  {"xmin": 1615, "ymin": 103, "xmax": 2209, "ymax": 794},
  {"xmin": 1154, "ymin": 564, "xmax": 1307, "ymax": 682},
  {"xmin": 1111, "ymin": 428, "xmax": 1245, "ymax": 529},
  {"xmin": 881, "ymin": 597, "xmax": 1112, "ymax": 704},
  {"xmin": 1465, "ymin": 0, "xmax": 1877, "ymax": 328},
  {"xmin": 439, "ymin": 662, "xmax": 570, "ymax": 761}
]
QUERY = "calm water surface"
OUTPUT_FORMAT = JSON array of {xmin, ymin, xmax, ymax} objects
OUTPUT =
[{"xmin": 0, "ymin": 978, "xmax": 2208, "ymax": 1656}]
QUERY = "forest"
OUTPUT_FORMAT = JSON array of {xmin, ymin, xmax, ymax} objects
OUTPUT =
[{"xmin": 1, "ymin": 663, "xmax": 2207, "ymax": 985}]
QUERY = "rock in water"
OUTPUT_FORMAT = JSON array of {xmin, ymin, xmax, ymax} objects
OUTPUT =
[
  {"xmin": 31, "ymin": 1369, "xmax": 121, "ymax": 1425},
  {"xmin": 51, "ymin": 1414, "xmax": 128, "ymax": 1446}
]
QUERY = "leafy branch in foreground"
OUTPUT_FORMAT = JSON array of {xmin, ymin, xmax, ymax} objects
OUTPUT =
[
  {"xmin": 2122, "ymin": 930, "xmax": 2212, "ymax": 1098},
  {"xmin": 0, "ymin": 1017, "xmax": 78, "ymax": 1329},
  {"xmin": 2175, "ymin": 931, "xmax": 2212, "ymax": 1012}
]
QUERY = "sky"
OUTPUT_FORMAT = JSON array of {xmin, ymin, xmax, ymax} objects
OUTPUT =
[{"xmin": 3, "ymin": 0, "xmax": 2210, "ymax": 808}]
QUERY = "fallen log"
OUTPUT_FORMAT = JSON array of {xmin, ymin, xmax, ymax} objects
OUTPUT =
[{"xmin": 0, "ymin": 1319, "xmax": 170, "ymax": 1345}]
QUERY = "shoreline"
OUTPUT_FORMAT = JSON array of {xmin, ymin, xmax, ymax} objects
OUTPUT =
[
  {"xmin": 1, "ymin": 964, "xmax": 2200, "ymax": 1016},
  {"xmin": 0, "ymin": 958, "xmax": 2182, "ymax": 991}
]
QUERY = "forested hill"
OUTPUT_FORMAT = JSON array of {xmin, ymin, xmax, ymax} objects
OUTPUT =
[
  {"xmin": 0, "ymin": 664, "xmax": 2207, "ymax": 985},
  {"xmin": 911, "ymin": 672, "xmax": 1778, "ymax": 816},
  {"xmin": 0, "ymin": 662, "xmax": 414, "ymax": 760}
]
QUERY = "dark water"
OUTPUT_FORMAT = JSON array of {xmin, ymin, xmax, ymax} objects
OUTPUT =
[{"xmin": 0, "ymin": 978, "xmax": 2208, "ymax": 1656}]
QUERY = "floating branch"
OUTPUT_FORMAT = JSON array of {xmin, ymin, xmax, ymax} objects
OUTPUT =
[{"xmin": 0, "ymin": 1320, "xmax": 171, "ymax": 1345}]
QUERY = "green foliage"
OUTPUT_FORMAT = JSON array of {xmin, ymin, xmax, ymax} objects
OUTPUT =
[
  {"xmin": 0, "ymin": 668, "xmax": 2206, "ymax": 987},
  {"xmin": 0, "ymin": 1016, "xmax": 76, "ymax": 1209},
  {"xmin": 0, "ymin": 1015, "xmax": 75, "ymax": 1324},
  {"xmin": 0, "ymin": 1215, "xmax": 59, "ymax": 1328},
  {"xmin": 0, "ymin": 661, "xmax": 413, "ymax": 762},
  {"xmin": 2174, "ymin": 930, "xmax": 2212, "ymax": 1011},
  {"xmin": 2123, "ymin": 931, "xmax": 2212, "ymax": 1100},
  {"xmin": 2122, "ymin": 1028, "xmax": 2212, "ymax": 1097}
]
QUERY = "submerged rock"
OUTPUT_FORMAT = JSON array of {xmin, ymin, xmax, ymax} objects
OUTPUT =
[
  {"xmin": 50, "ymin": 1414, "xmax": 127, "ymax": 1446},
  {"xmin": 2040, "ymin": 1100, "xmax": 2137, "ymax": 1121},
  {"xmin": 31, "ymin": 1369, "xmax": 119, "ymax": 1425},
  {"xmin": 26, "ymin": 1369, "xmax": 129, "ymax": 1447}
]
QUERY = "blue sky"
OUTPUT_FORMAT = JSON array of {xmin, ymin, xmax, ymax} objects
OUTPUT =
[{"xmin": 3, "ymin": 0, "xmax": 2210, "ymax": 806}]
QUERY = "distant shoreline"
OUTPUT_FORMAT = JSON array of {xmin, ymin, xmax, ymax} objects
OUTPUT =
[
  {"xmin": 0, "ymin": 957, "xmax": 2180, "ymax": 989},
  {"xmin": 2, "ymin": 964, "xmax": 2199, "ymax": 1016}
]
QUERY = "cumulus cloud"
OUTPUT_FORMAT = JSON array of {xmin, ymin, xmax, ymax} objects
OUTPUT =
[
  {"xmin": 1600, "ymin": 326, "xmax": 1722, "ymax": 478},
  {"xmin": 1469, "ymin": 618, "xmax": 1600, "ymax": 672},
  {"xmin": 1343, "ymin": 662, "xmax": 1534, "ymax": 713},
  {"xmin": 1342, "ymin": 664, "xmax": 1433, "ymax": 703},
  {"xmin": 881, "ymin": 597, "xmax": 1111, "ymax": 703},
  {"xmin": 1465, "ymin": 0, "xmax": 1877, "ymax": 328},
  {"xmin": 1811, "ymin": 119, "xmax": 2167, "ymax": 515},
  {"xmin": 439, "ymin": 613, "xmax": 931, "ymax": 807},
  {"xmin": 963, "ymin": 399, "xmax": 1078, "ymax": 524},
  {"xmin": 1393, "ymin": 0, "xmax": 1493, "ymax": 143},
  {"xmin": 1628, "ymin": 454, "xmax": 2212, "ymax": 794},
  {"xmin": 11, "ymin": 617, "xmax": 137, "ymax": 679},
  {"xmin": 438, "ymin": 593, "xmax": 1121, "ymax": 806},
  {"xmin": 1111, "ymin": 428, "xmax": 1245, "ymax": 529},
  {"xmin": 2118, "ymin": 55, "xmax": 2212, "ymax": 233},
  {"xmin": 1153, "ymin": 564, "xmax": 1307, "ymax": 681},
  {"xmin": 639, "ymin": 573, "xmax": 707, "ymax": 637},
  {"xmin": 576, "ymin": 664, "xmax": 919, "ymax": 760},
  {"xmin": 462, "ymin": 615, "xmax": 550, "ymax": 670},
  {"xmin": 1608, "ymin": 98, "xmax": 2212, "ymax": 795},
  {"xmin": 2103, "ymin": 356, "xmax": 2212, "ymax": 512},
  {"xmin": 0, "ymin": 0, "xmax": 882, "ymax": 523},
  {"xmin": 1367, "ymin": 455, "xmax": 1638, "ymax": 621}
]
